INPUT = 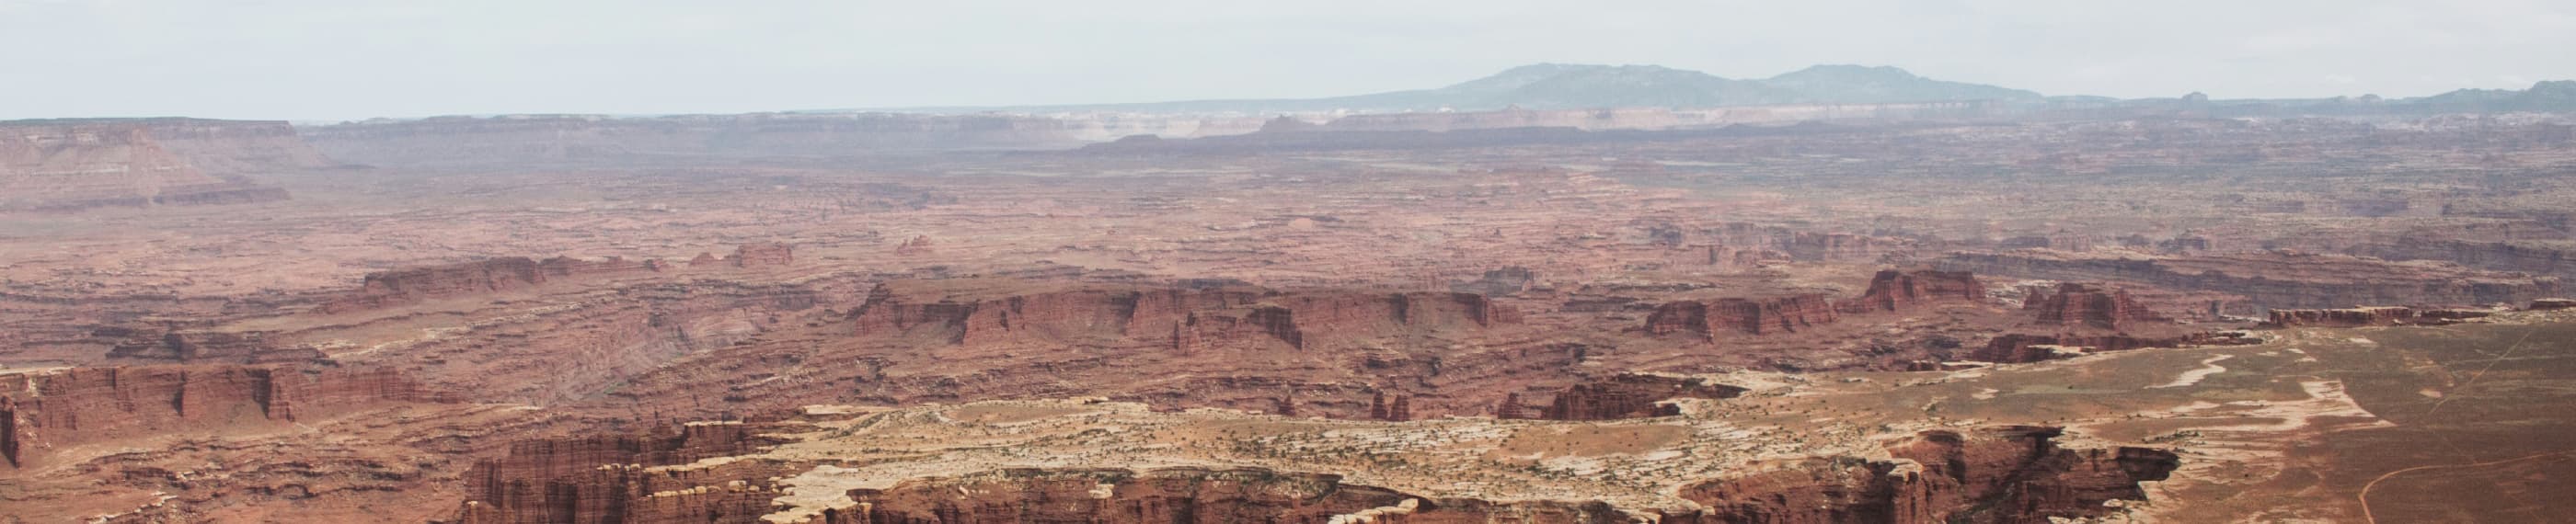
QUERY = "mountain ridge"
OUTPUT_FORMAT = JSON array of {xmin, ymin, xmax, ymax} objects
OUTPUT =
[{"xmin": 867, "ymin": 63, "xmax": 2041, "ymax": 115}]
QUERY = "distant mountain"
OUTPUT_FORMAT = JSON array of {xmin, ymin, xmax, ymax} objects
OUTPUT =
[
  {"xmin": 1759, "ymin": 64, "xmax": 2041, "ymax": 104},
  {"xmin": 2420, "ymin": 80, "xmax": 2576, "ymax": 111},
  {"xmin": 873, "ymin": 63, "xmax": 2042, "ymax": 115}
]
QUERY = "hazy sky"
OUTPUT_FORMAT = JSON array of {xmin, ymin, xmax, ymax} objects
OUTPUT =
[{"xmin": 6, "ymin": 0, "xmax": 2572, "ymax": 121}]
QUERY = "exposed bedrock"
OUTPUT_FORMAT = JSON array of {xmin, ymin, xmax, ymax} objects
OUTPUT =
[
  {"xmin": 848, "ymin": 279, "xmax": 1520, "ymax": 351},
  {"xmin": 457, "ymin": 422, "xmax": 794, "ymax": 524},
  {"xmin": 1938, "ymin": 250, "xmax": 2560, "ymax": 310},
  {"xmin": 452, "ymin": 426, "xmax": 2173, "ymax": 524},
  {"xmin": 2262, "ymin": 306, "xmax": 2421, "ymax": 327},
  {"xmin": 2349, "ymin": 237, "xmax": 2576, "ymax": 279},
  {"xmin": 0, "ymin": 363, "xmax": 434, "ymax": 468},
  {"xmin": 0, "ymin": 119, "xmax": 307, "ymax": 212},
  {"xmin": 1646, "ymin": 269, "xmax": 1984, "ymax": 342},
  {"xmin": 1682, "ymin": 427, "xmax": 2179, "ymax": 524},
  {"xmin": 1501, "ymin": 373, "xmax": 1749, "ymax": 421},
  {"xmin": 320, "ymin": 245, "xmax": 791, "ymax": 313},
  {"xmin": 2021, "ymin": 283, "xmax": 2168, "ymax": 330},
  {"xmin": 1842, "ymin": 269, "xmax": 1983, "ymax": 313},
  {"xmin": 1646, "ymin": 294, "xmax": 1842, "ymax": 339},
  {"xmin": 1967, "ymin": 332, "xmax": 2253, "ymax": 364}
]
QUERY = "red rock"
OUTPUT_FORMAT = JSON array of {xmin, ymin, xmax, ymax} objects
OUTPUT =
[
  {"xmin": 1648, "ymin": 293, "xmax": 1841, "ymax": 340},
  {"xmin": 1968, "ymin": 332, "xmax": 2252, "ymax": 363},
  {"xmin": 323, "ymin": 257, "xmax": 549, "ymax": 313},
  {"xmin": 1682, "ymin": 426, "xmax": 2178, "ymax": 524},
  {"xmin": 1938, "ymin": 250, "xmax": 2561, "ymax": 310},
  {"xmin": 2532, "ymin": 298, "xmax": 2576, "ymax": 310},
  {"xmin": 0, "ymin": 120, "xmax": 300, "ymax": 212},
  {"xmin": 850, "ymin": 279, "xmax": 1517, "ymax": 351},
  {"xmin": 895, "ymin": 235, "xmax": 937, "ymax": 256},
  {"xmin": 730, "ymin": 243, "xmax": 793, "ymax": 268},
  {"xmin": 1516, "ymin": 373, "xmax": 1747, "ymax": 421},
  {"xmin": 2023, "ymin": 283, "xmax": 2168, "ymax": 329},
  {"xmin": 2263, "ymin": 306, "xmax": 2418, "ymax": 327},
  {"xmin": 0, "ymin": 364, "xmax": 433, "ymax": 468},
  {"xmin": 1842, "ymin": 269, "xmax": 1984, "ymax": 313}
]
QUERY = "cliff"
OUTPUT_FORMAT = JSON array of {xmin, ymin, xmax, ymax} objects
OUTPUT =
[
  {"xmin": 2263, "ymin": 306, "xmax": 2420, "ymax": 327},
  {"xmin": 1843, "ymin": 269, "xmax": 1984, "ymax": 313},
  {"xmin": 0, "ymin": 363, "xmax": 431, "ymax": 468},
  {"xmin": 459, "ymin": 422, "xmax": 794, "ymax": 524},
  {"xmin": 1938, "ymin": 250, "xmax": 2560, "ymax": 310},
  {"xmin": 2023, "ymin": 283, "xmax": 2168, "ymax": 330},
  {"xmin": 1682, "ymin": 427, "xmax": 2178, "ymax": 524},
  {"xmin": 1645, "ymin": 294, "xmax": 1843, "ymax": 340},
  {"xmin": 1512, "ymin": 373, "xmax": 1749, "ymax": 421},
  {"xmin": 848, "ymin": 279, "xmax": 1519, "ymax": 351},
  {"xmin": 321, "ymin": 246, "xmax": 786, "ymax": 313},
  {"xmin": 0, "ymin": 119, "xmax": 298, "ymax": 212},
  {"xmin": 1967, "ymin": 332, "xmax": 2252, "ymax": 363}
]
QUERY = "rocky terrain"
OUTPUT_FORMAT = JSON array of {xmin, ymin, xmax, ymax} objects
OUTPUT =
[{"xmin": 6, "ymin": 86, "xmax": 2576, "ymax": 523}]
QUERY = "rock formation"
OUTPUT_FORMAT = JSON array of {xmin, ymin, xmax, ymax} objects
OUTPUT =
[
  {"xmin": 1647, "ymin": 294, "xmax": 1843, "ymax": 340},
  {"xmin": 1939, "ymin": 251, "xmax": 2561, "ymax": 309},
  {"xmin": 0, "ymin": 364, "xmax": 431, "ymax": 468},
  {"xmin": 1514, "ymin": 373, "xmax": 1748, "ymax": 420},
  {"xmin": 0, "ymin": 119, "xmax": 308, "ymax": 212},
  {"xmin": 1683, "ymin": 427, "xmax": 2179, "ymax": 524},
  {"xmin": 2263, "ymin": 306, "xmax": 2421, "ymax": 327},
  {"xmin": 2023, "ymin": 283, "xmax": 2168, "ymax": 330},
  {"xmin": 1842, "ymin": 269, "xmax": 1984, "ymax": 313}
]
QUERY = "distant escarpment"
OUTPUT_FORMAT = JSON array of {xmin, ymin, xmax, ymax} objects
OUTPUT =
[
  {"xmin": 848, "ymin": 279, "xmax": 1520, "ymax": 351},
  {"xmin": 301, "ymin": 113, "xmax": 1097, "ymax": 166},
  {"xmin": 320, "ymin": 244, "xmax": 793, "ymax": 313},
  {"xmin": 1938, "ymin": 250, "xmax": 2559, "ymax": 310},
  {"xmin": 584, "ymin": 278, "xmax": 1558, "ymax": 421},
  {"xmin": 1645, "ymin": 269, "xmax": 1984, "ymax": 343},
  {"xmin": 0, "ymin": 118, "xmax": 323, "ymax": 212},
  {"xmin": 453, "ymin": 424, "xmax": 2173, "ymax": 524}
]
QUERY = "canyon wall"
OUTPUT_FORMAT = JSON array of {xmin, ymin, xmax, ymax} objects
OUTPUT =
[
  {"xmin": 0, "ymin": 363, "xmax": 431, "ymax": 468},
  {"xmin": 302, "ymin": 113, "xmax": 1097, "ymax": 166},
  {"xmin": 2023, "ymin": 283, "xmax": 2168, "ymax": 330},
  {"xmin": 0, "ymin": 119, "xmax": 300, "ymax": 212},
  {"xmin": 849, "ymin": 279, "xmax": 1519, "ymax": 351},
  {"xmin": 1939, "ymin": 251, "xmax": 2560, "ymax": 310},
  {"xmin": 1682, "ymin": 427, "xmax": 2179, "ymax": 524}
]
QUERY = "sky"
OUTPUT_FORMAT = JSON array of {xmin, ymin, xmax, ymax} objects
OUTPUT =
[{"xmin": 5, "ymin": 0, "xmax": 2573, "ymax": 121}]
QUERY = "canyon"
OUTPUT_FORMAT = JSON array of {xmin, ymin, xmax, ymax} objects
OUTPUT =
[{"xmin": 6, "ymin": 86, "xmax": 2576, "ymax": 523}]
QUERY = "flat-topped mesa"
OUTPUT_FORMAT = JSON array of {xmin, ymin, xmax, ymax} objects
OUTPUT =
[
  {"xmin": 1937, "ymin": 250, "xmax": 2562, "ymax": 310},
  {"xmin": 0, "ymin": 364, "xmax": 433, "ymax": 469},
  {"xmin": 1682, "ymin": 426, "xmax": 2179, "ymax": 524},
  {"xmin": 0, "ymin": 120, "xmax": 297, "ymax": 212},
  {"xmin": 730, "ymin": 242, "xmax": 793, "ymax": 268},
  {"xmin": 1504, "ymin": 373, "xmax": 1749, "ymax": 420},
  {"xmin": 321, "ymin": 257, "xmax": 555, "ymax": 313},
  {"xmin": 1647, "ymin": 294, "xmax": 1842, "ymax": 341},
  {"xmin": 319, "ymin": 245, "xmax": 788, "ymax": 313},
  {"xmin": 100, "ymin": 328, "xmax": 326, "ymax": 363},
  {"xmin": 2263, "ymin": 306, "xmax": 2421, "ymax": 327},
  {"xmin": 848, "ymin": 279, "xmax": 1521, "ymax": 350},
  {"xmin": 1840, "ymin": 269, "xmax": 1984, "ymax": 313},
  {"xmin": 2025, "ymin": 283, "xmax": 2170, "ymax": 330}
]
